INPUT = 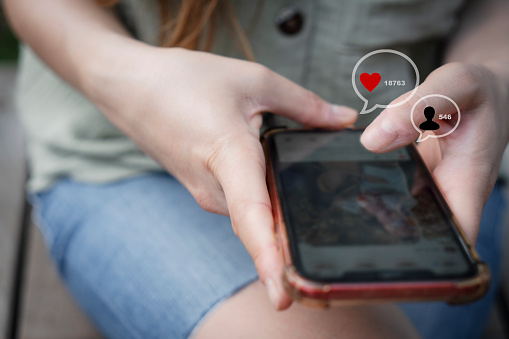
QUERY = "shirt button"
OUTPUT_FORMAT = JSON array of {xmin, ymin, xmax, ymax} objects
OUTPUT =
[{"xmin": 275, "ymin": 5, "xmax": 304, "ymax": 36}]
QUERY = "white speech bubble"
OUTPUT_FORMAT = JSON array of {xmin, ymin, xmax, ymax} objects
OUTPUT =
[
  {"xmin": 352, "ymin": 49, "xmax": 420, "ymax": 114},
  {"xmin": 410, "ymin": 94, "xmax": 461, "ymax": 142}
]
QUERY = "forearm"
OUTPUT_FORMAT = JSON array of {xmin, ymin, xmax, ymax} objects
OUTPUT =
[
  {"xmin": 445, "ymin": 0, "xmax": 509, "ymax": 144},
  {"xmin": 446, "ymin": 0, "xmax": 509, "ymax": 80},
  {"xmin": 3, "ymin": 0, "xmax": 147, "ymax": 102}
]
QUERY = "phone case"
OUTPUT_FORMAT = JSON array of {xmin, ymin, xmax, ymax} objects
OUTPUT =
[{"xmin": 262, "ymin": 127, "xmax": 490, "ymax": 308}]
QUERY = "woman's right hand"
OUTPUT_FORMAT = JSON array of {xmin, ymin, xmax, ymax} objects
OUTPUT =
[{"xmin": 88, "ymin": 45, "xmax": 358, "ymax": 310}]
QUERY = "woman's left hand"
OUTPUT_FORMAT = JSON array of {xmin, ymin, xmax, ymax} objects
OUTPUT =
[{"xmin": 361, "ymin": 61, "xmax": 509, "ymax": 244}]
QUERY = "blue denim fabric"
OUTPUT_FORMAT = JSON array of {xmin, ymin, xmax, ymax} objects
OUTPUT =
[
  {"xmin": 33, "ymin": 173, "xmax": 258, "ymax": 339},
  {"xmin": 32, "ymin": 173, "xmax": 504, "ymax": 339}
]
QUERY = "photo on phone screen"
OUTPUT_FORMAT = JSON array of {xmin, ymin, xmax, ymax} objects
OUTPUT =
[{"xmin": 268, "ymin": 129, "xmax": 478, "ymax": 283}]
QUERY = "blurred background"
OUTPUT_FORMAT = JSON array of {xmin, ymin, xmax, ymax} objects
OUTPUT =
[
  {"xmin": 0, "ymin": 4, "xmax": 104, "ymax": 339},
  {"xmin": 0, "ymin": 3, "xmax": 508, "ymax": 339},
  {"xmin": 0, "ymin": 2, "xmax": 25, "ymax": 337}
]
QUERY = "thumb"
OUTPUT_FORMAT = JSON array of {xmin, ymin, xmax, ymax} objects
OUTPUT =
[
  {"xmin": 211, "ymin": 136, "xmax": 292, "ymax": 310},
  {"xmin": 360, "ymin": 65, "xmax": 469, "ymax": 152},
  {"xmin": 432, "ymin": 157, "xmax": 495, "ymax": 245},
  {"xmin": 255, "ymin": 69, "xmax": 358, "ymax": 128}
]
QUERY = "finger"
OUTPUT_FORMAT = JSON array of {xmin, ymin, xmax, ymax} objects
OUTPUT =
[
  {"xmin": 210, "ymin": 137, "xmax": 292, "ymax": 310},
  {"xmin": 254, "ymin": 69, "xmax": 358, "ymax": 128},
  {"xmin": 416, "ymin": 137, "xmax": 442, "ymax": 171},
  {"xmin": 431, "ymin": 156, "xmax": 496, "ymax": 245},
  {"xmin": 360, "ymin": 63, "xmax": 479, "ymax": 152}
]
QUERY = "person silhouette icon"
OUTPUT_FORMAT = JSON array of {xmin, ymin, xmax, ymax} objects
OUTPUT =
[{"xmin": 419, "ymin": 106, "xmax": 440, "ymax": 131}]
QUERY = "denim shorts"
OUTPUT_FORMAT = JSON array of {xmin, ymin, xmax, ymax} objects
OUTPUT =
[{"xmin": 32, "ymin": 172, "xmax": 505, "ymax": 339}]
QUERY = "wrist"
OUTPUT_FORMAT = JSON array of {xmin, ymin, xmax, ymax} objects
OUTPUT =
[{"xmin": 78, "ymin": 33, "xmax": 158, "ymax": 111}]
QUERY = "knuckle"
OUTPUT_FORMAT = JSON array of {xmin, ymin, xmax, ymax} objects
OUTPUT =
[
  {"xmin": 203, "ymin": 133, "xmax": 235, "ymax": 175},
  {"xmin": 307, "ymin": 90, "xmax": 325, "ymax": 109},
  {"xmin": 301, "ymin": 90, "xmax": 326, "ymax": 125},
  {"xmin": 193, "ymin": 189, "xmax": 222, "ymax": 214},
  {"xmin": 248, "ymin": 64, "xmax": 277, "ymax": 99},
  {"xmin": 193, "ymin": 189, "xmax": 213, "ymax": 211},
  {"xmin": 229, "ymin": 199, "xmax": 251, "ymax": 227},
  {"xmin": 458, "ymin": 70, "xmax": 479, "ymax": 95},
  {"xmin": 246, "ymin": 141, "xmax": 266, "ymax": 170},
  {"xmin": 252, "ymin": 64, "xmax": 274, "ymax": 84},
  {"xmin": 251, "ymin": 245, "xmax": 266, "ymax": 272},
  {"xmin": 437, "ymin": 62, "xmax": 468, "ymax": 77},
  {"xmin": 205, "ymin": 134, "xmax": 265, "ymax": 176},
  {"xmin": 230, "ymin": 200, "xmax": 271, "ymax": 234},
  {"xmin": 441, "ymin": 63, "xmax": 481, "ymax": 97},
  {"xmin": 251, "ymin": 240, "xmax": 277, "ymax": 281}
]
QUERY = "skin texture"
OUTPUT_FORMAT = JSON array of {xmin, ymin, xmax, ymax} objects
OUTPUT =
[
  {"xmin": 3, "ymin": 0, "xmax": 509, "ymax": 337},
  {"xmin": 361, "ymin": 0, "xmax": 509, "ymax": 247},
  {"xmin": 361, "ymin": 61, "xmax": 509, "ymax": 245},
  {"xmin": 4, "ymin": 0, "xmax": 356, "ymax": 311},
  {"xmin": 194, "ymin": 281, "xmax": 419, "ymax": 339}
]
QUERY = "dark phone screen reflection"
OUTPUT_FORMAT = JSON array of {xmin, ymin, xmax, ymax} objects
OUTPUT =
[{"xmin": 273, "ymin": 130, "xmax": 474, "ymax": 282}]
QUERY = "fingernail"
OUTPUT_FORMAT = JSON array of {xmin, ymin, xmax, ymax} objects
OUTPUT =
[
  {"xmin": 265, "ymin": 278, "xmax": 279, "ymax": 308},
  {"xmin": 331, "ymin": 105, "xmax": 357, "ymax": 124},
  {"xmin": 361, "ymin": 118, "xmax": 398, "ymax": 151}
]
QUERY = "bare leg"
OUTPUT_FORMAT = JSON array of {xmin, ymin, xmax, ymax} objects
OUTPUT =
[{"xmin": 194, "ymin": 281, "xmax": 420, "ymax": 339}]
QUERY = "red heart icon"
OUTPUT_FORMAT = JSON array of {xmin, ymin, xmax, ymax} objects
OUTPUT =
[{"xmin": 360, "ymin": 73, "xmax": 381, "ymax": 92}]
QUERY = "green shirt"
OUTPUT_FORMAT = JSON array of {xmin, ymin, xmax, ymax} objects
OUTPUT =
[{"xmin": 17, "ymin": 0, "xmax": 466, "ymax": 192}]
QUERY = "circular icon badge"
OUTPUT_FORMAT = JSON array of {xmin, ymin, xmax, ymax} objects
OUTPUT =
[{"xmin": 410, "ymin": 94, "xmax": 461, "ymax": 142}]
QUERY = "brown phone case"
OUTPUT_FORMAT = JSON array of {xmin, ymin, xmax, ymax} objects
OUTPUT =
[{"xmin": 262, "ymin": 127, "xmax": 490, "ymax": 308}]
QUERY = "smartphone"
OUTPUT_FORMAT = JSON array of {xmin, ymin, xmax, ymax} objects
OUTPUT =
[{"xmin": 262, "ymin": 128, "xmax": 490, "ymax": 307}]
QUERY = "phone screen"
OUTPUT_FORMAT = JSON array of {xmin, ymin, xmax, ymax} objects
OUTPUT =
[{"xmin": 269, "ymin": 129, "xmax": 477, "ymax": 282}]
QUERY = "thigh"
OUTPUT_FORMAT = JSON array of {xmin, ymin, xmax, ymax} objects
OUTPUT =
[
  {"xmin": 32, "ymin": 173, "xmax": 258, "ymax": 339},
  {"xmin": 194, "ymin": 281, "xmax": 420, "ymax": 339},
  {"xmin": 193, "ymin": 184, "xmax": 506, "ymax": 339},
  {"xmin": 399, "ymin": 183, "xmax": 506, "ymax": 339}
]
